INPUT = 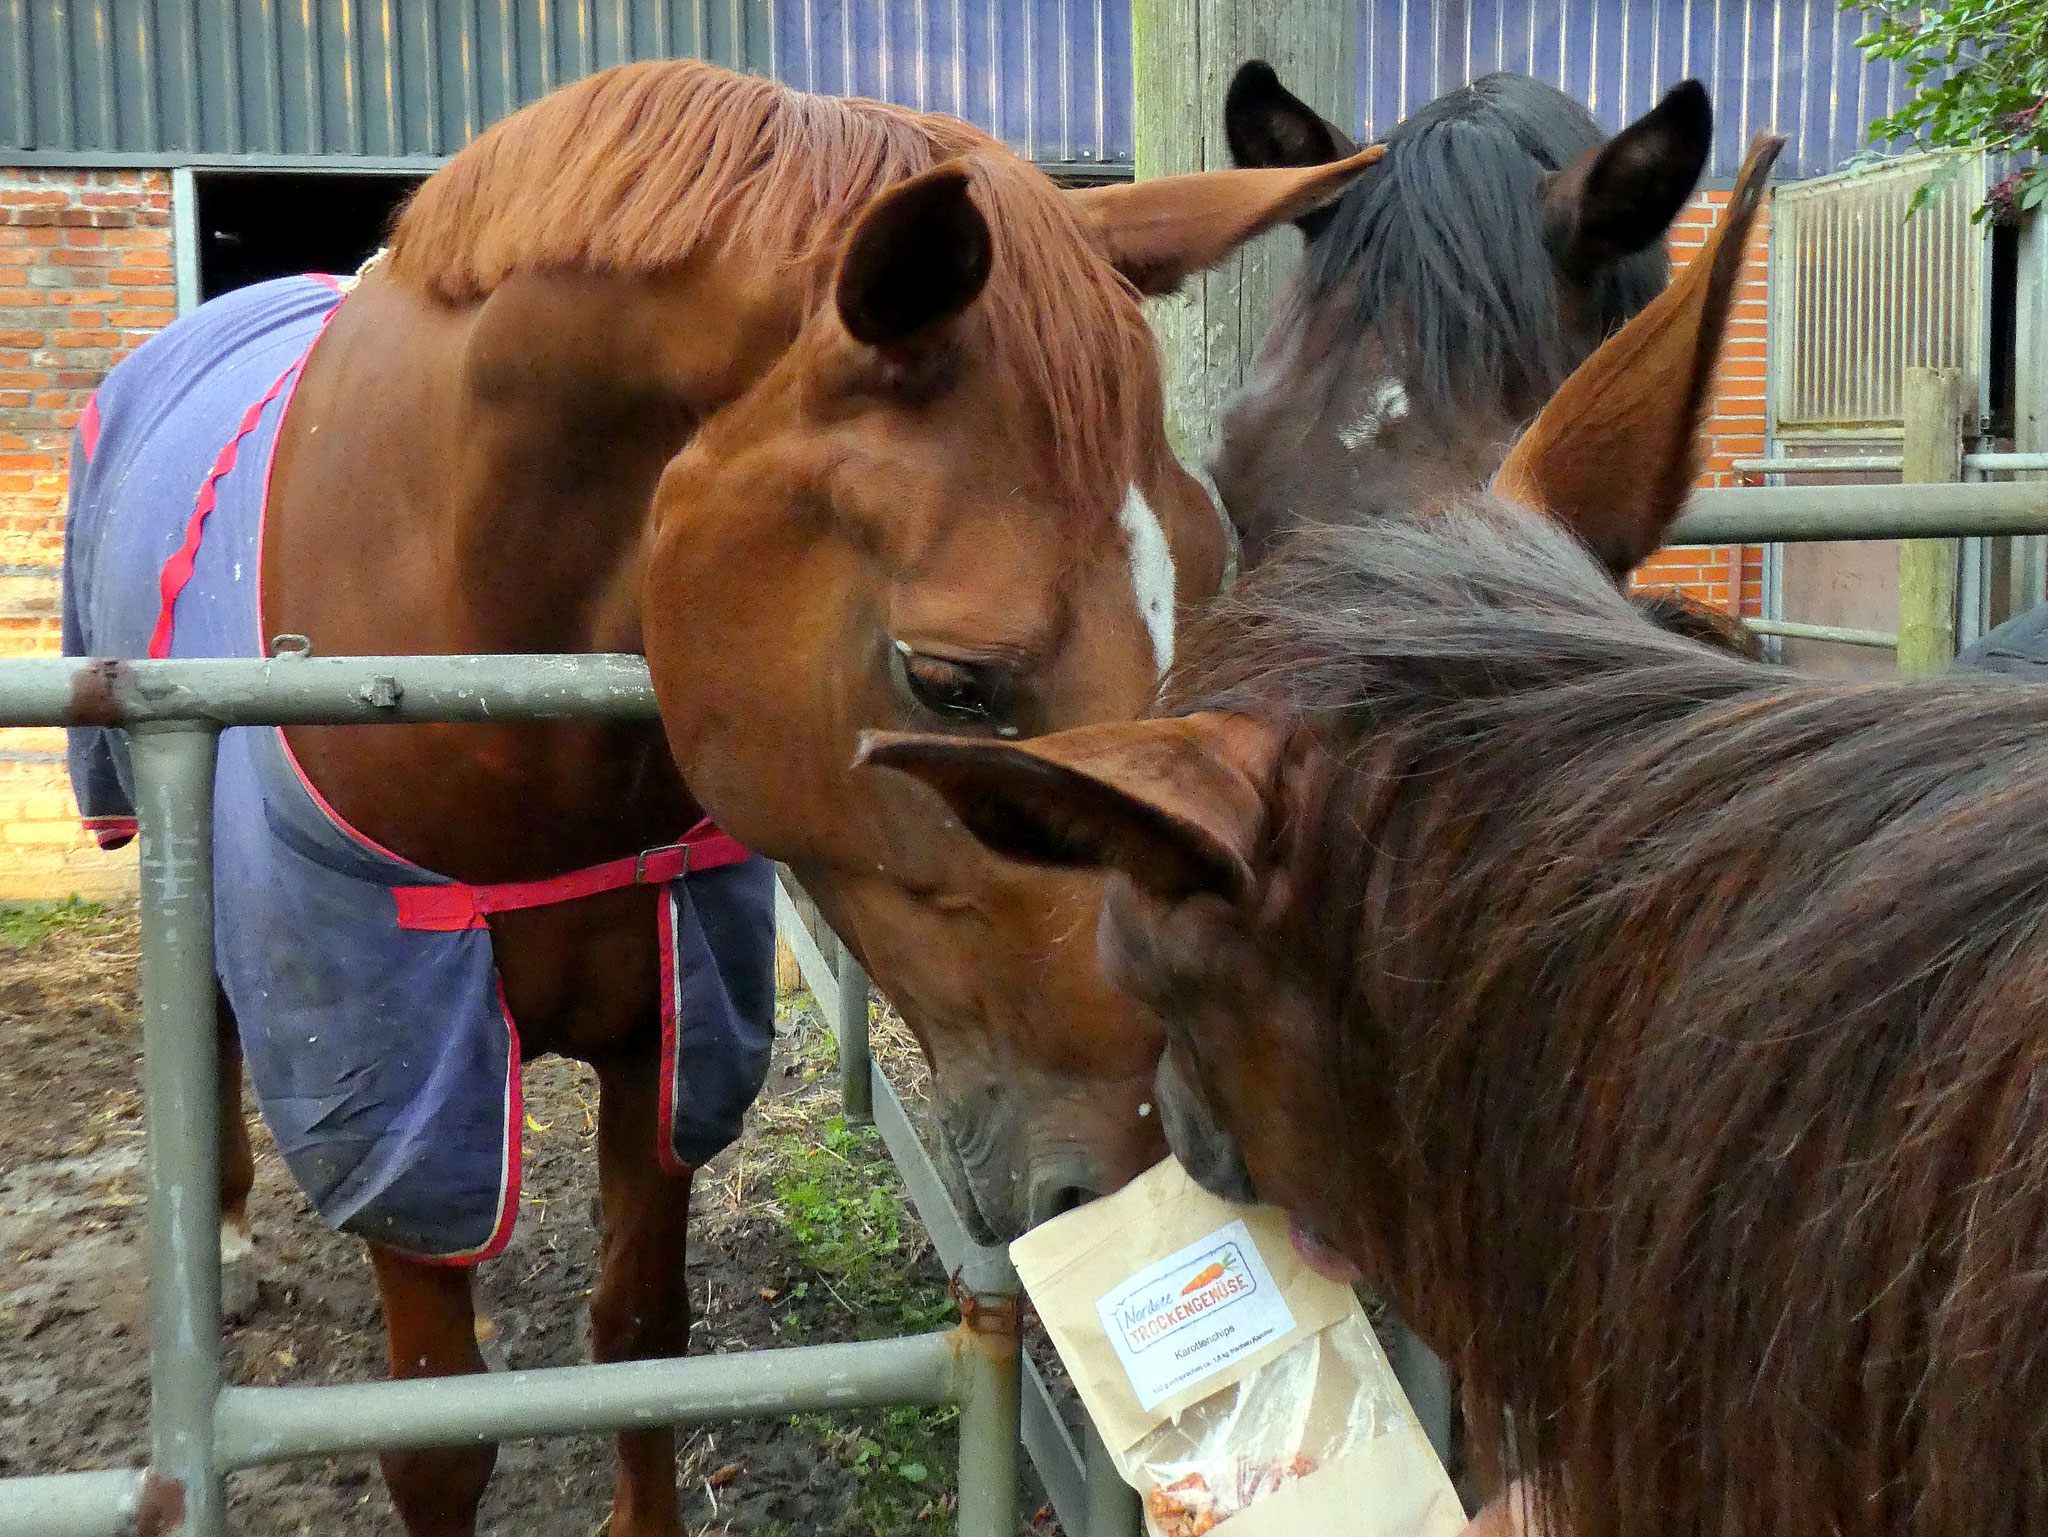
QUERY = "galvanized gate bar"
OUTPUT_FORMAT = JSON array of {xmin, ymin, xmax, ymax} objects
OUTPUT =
[
  {"xmin": 1, "ymin": 1470, "xmax": 145, "ymax": 1537},
  {"xmin": 132, "ymin": 725, "xmax": 227, "ymax": 1536},
  {"xmin": 3, "ymin": 652, "xmax": 659, "ymax": 727},
  {"xmin": 211, "ymin": 1333, "xmax": 962, "ymax": 1466},
  {"xmin": 1672, "ymin": 481, "xmax": 2048, "ymax": 544}
]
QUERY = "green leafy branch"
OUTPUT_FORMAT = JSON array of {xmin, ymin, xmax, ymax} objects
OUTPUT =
[{"xmin": 1848, "ymin": 0, "xmax": 2047, "ymax": 221}]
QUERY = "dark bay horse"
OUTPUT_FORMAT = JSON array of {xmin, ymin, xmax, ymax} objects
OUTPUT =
[
  {"xmin": 1211, "ymin": 61, "xmax": 1712, "ymax": 568},
  {"xmin": 64, "ymin": 59, "xmax": 1383, "ymax": 1535}
]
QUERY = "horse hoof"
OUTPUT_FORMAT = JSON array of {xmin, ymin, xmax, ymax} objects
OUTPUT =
[{"xmin": 220, "ymin": 1226, "xmax": 259, "ymax": 1323}]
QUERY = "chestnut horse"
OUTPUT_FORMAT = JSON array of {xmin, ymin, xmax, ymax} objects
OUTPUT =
[
  {"xmin": 70, "ymin": 60, "xmax": 1386, "ymax": 1536},
  {"xmin": 1211, "ymin": 61, "xmax": 1712, "ymax": 569},
  {"xmin": 862, "ymin": 141, "xmax": 1918, "ymax": 1537}
]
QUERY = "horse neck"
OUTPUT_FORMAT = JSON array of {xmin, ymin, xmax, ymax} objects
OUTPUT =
[{"xmin": 402, "ymin": 263, "xmax": 802, "ymax": 655}]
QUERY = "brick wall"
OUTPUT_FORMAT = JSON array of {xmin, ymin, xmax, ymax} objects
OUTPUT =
[
  {"xmin": 1629, "ymin": 187, "xmax": 1772, "ymax": 619},
  {"xmin": 0, "ymin": 168, "xmax": 173, "ymax": 898}
]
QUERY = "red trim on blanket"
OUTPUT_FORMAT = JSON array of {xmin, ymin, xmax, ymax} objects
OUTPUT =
[
  {"xmin": 148, "ymin": 363, "xmax": 308, "ymax": 660},
  {"xmin": 417, "ymin": 979, "xmax": 525, "ymax": 1267},
  {"xmin": 79, "ymin": 395, "xmax": 100, "ymax": 461},
  {"xmin": 84, "ymin": 814, "xmax": 137, "ymax": 850},
  {"xmin": 149, "ymin": 281, "xmax": 350, "ymax": 661},
  {"xmin": 390, "ymin": 818, "xmax": 749, "ymax": 931}
]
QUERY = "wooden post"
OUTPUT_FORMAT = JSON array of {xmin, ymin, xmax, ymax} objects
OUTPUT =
[
  {"xmin": 1133, "ymin": 0, "xmax": 1355, "ymax": 466},
  {"xmin": 1896, "ymin": 367, "xmax": 1964, "ymax": 674},
  {"xmin": 2013, "ymin": 209, "xmax": 2048, "ymax": 617}
]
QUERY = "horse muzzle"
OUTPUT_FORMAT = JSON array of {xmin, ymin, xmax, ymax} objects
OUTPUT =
[{"xmin": 934, "ymin": 1087, "xmax": 1113, "ymax": 1243}]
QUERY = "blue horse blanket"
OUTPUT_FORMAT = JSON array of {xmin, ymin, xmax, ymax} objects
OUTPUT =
[{"xmin": 63, "ymin": 275, "xmax": 775, "ymax": 1261}]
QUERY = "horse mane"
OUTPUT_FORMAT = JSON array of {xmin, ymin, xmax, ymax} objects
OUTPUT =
[
  {"xmin": 384, "ymin": 60, "xmax": 1158, "ymax": 502},
  {"xmin": 1172, "ymin": 503, "xmax": 2048, "ymax": 1537},
  {"xmin": 1297, "ymin": 73, "xmax": 1670, "ymax": 423}
]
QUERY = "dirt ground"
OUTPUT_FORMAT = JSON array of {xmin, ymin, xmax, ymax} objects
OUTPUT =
[{"xmin": 0, "ymin": 901, "xmax": 1074, "ymax": 1536}]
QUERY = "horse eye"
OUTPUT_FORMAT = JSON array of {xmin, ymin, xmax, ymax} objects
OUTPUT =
[{"xmin": 896, "ymin": 647, "xmax": 1014, "ymax": 727}]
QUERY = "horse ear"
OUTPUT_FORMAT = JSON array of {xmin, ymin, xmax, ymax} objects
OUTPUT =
[
  {"xmin": 1225, "ymin": 61, "xmax": 1357, "ymax": 168},
  {"xmin": 1541, "ymin": 80, "xmax": 1713, "ymax": 278},
  {"xmin": 836, "ymin": 162, "xmax": 993, "ymax": 353},
  {"xmin": 1224, "ymin": 61, "xmax": 1362, "ymax": 241},
  {"xmin": 856, "ymin": 713, "xmax": 1283, "ymax": 901},
  {"xmin": 1070, "ymin": 146, "xmax": 1382, "ymax": 297},
  {"xmin": 1495, "ymin": 132, "xmax": 1784, "ymax": 576}
]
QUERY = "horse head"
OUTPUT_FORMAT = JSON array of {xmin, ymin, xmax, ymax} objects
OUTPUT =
[
  {"xmin": 1209, "ymin": 61, "xmax": 1713, "ymax": 567},
  {"xmin": 642, "ymin": 134, "xmax": 1377, "ymax": 1241}
]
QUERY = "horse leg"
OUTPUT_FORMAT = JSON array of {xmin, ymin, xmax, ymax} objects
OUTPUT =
[
  {"xmin": 215, "ymin": 988, "xmax": 259, "ymax": 1322},
  {"xmin": 368, "ymin": 1243, "xmax": 498, "ymax": 1537},
  {"xmin": 591, "ymin": 1051, "xmax": 696, "ymax": 1537}
]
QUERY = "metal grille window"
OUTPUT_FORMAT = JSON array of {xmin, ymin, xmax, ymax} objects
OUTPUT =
[{"xmin": 1770, "ymin": 152, "xmax": 1986, "ymax": 439}]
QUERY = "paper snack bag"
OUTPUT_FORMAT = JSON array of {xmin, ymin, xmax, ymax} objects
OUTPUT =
[{"xmin": 1010, "ymin": 1158, "xmax": 1466, "ymax": 1537}]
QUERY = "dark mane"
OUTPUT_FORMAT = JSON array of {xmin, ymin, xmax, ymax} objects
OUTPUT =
[
  {"xmin": 1171, "ymin": 504, "xmax": 2048, "ymax": 1537},
  {"xmin": 1300, "ymin": 74, "xmax": 1670, "ymax": 421}
]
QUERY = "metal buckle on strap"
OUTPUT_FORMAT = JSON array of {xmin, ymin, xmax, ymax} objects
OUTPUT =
[{"xmin": 635, "ymin": 842, "xmax": 691, "ymax": 885}]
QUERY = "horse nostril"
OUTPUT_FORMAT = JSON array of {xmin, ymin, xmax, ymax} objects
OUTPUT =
[{"xmin": 1044, "ymin": 1185, "xmax": 1091, "ymax": 1221}]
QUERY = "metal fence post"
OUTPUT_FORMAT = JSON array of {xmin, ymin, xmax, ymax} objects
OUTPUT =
[
  {"xmin": 1897, "ymin": 367, "xmax": 1965, "ymax": 674},
  {"xmin": 1080, "ymin": 1424, "xmax": 1143, "ymax": 1536},
  {"xmin": 130, "ymin": 724, "xmax": 225, "ymax": 1537},
  {"xmin": 952, "ymin": 1296, "xmax": 1022, "ymax": 1537},
  {"xmin": 835, "ymin": 947, "xmax": 873, "ymax": 1126}
]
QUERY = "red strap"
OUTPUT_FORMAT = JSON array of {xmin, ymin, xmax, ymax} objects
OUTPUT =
[
  {"xmin": 392, "ymin": 817, "xmax": 751, "ymax": 932},
  {"xmin": 79, "ymin": 394, "xmax": 101, "ymax": 462}
]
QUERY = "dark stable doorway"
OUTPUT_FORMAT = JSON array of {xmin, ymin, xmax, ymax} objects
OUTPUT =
[{"xmin": 195, "ymin": 172, "xmax": 425, "ymax": 302}]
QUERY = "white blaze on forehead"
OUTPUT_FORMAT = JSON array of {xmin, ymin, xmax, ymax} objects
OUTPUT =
[
  {"xmin": 1337, "ymin": 377, "xmax": 1411, "ymax": 451},
  {"xmin": 1118, "ymin": 483, "xmax": 1176, "ymax": 676}
]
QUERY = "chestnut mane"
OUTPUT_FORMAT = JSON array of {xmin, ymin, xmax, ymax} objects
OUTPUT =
[
  {"xmin": 385, "ymin": 59, "xmax": 1158, "ymax": 503},
  {"xmin": 1173, "ymin": 503, "xmax": 2048, "ymax": 1537}
]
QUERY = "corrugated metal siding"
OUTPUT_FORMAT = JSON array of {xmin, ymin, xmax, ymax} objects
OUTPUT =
[
  {"xmin": 0, "ymin": 1, "xmax": 762, "ymax": 158},
  {"xmin": 768, "ymin": 2, "xmax": 1129, "ymax": 168},
  {"xmin": 1357, "ymin": 0, "xmax": 1917, "ymax": 180},
  {"xmin": 0, "ymin": 0, "xmax": 1127, "ymax": 167}
]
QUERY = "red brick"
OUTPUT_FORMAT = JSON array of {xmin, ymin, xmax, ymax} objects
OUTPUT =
[{"xmin": 107, "ymin": 269, "xmax": 167, "ymax": 287}]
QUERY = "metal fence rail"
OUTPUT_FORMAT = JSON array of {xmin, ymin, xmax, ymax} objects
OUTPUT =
[
  {"xmin": 1670, "ymin": 480, "xmax": 2048, "ymax": 545},
  {"xmin": 0, "ymin": 652, "xmax": 1030, "ymax": 1537}
]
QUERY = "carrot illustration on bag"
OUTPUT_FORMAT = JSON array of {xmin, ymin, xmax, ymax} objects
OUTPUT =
[{"xmin": 1181, "ymin": 1251, "xmax": 1239, "ymax": 1295}]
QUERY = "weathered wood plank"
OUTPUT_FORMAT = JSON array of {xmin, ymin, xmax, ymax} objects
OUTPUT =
[{"xmin": 1133, "ymin": 0, "xmax": 1355, "ymax": 468}]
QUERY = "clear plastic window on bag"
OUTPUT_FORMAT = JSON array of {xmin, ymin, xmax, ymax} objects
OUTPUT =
[{"xmin": 1123, "ymin": 1316, "xmax": 1402, "ymax": 1536}]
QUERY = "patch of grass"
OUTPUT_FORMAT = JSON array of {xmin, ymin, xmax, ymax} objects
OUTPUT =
[
  {"xmin": 751, "ymin": 999, "xmax": 970, "ymax": 1532},
  {"xmin": 0, "ymin": 896, "xmax": 114, "ymax": 950},
  {"xmin": 796, "ymin": 1403, "xmax": 962, "ymax": 1536}
]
